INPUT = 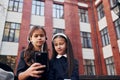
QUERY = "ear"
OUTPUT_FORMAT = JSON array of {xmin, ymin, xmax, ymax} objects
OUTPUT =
[{"xmin": 29, "ymin": 37, "xmax": 32, "ymax": 42}]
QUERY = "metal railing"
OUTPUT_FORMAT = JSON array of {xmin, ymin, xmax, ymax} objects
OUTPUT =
[{"xmin": 79, "ymin": 75, "xmax": 120, "ymax": 80}]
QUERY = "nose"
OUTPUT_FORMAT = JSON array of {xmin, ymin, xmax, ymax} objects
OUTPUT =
[
  {"xmin": 57, "ymin": 45, "xmax": 61, "ymax": 49},
  {"xmin": 38, "ymin": 36, "xmax": 42, "ymax": 39}
]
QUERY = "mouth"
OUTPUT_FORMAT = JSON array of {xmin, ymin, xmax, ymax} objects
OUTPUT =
[
  {"xmin": 57, "ymin": 49, "xmax": 62, "ymax": 52},
  {"xmin": 37, "ymin": 41, "xmax": 43, "ymax": 44},
  {"xmin": 38, "ymin": 40, "xmax": 43, "ymax": 42}
]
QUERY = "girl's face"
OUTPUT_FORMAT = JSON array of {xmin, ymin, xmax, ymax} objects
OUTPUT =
[
  {"xmin": 53, "ymin": 37, "xmax": 67, "ymax": 55},
  {"xmin": 30, "ymin": 29, "xmax": 46, "ymax": 51}
]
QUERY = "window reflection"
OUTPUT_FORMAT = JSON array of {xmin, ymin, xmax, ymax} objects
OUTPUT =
[
  {"xmin": 2, "ymin": 22, "xmax": 20, "ymax": 42},
  {"xmin": 8, "ymin": 0, "xmax": 23, "ymax": 12},
  {"xmin": 53, "ymin": 4, "xmax": 64, "ymax": 19},
  {"xmin": 32, "ymin": 0, "xmax": 44, "ymax": 16}
]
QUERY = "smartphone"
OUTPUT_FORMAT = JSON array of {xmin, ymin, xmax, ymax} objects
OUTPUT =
[
  {"xmin": 34, "ymin": 51, "xmax": 48, "ymax": 79},
  {"xmin": 34, "ymin": 51, "xmax": 48, "ymax": 66}
]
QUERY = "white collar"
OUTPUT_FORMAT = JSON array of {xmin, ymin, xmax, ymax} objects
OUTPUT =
[{"xmin": 56, "ymin": 54, "xmax": 67, "ymax": 59}]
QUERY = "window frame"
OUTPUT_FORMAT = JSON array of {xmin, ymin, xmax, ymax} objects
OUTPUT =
[
  {"xmin": 97, "ymin": 3, "xmax": 105, "ymax": 20},
  {"xmin": 8, "ymin": 0, "xmax": 23, "ymax": 12},
  {"xmin": 83, "ymin": 59, "xmax": 96, "ymax": 75},
  {"xmin": 53, "ymin": 3, "xmax": 64, "ymax": 19},
  {"xmin": 53, "ymin": 28, "xmax": 64, "ymax": 35},
  {"xmin": 78, "ymin": 8, "xmax": 89, "ymax": 23},
  {"xmin": 109, "ymin": 0, "xmax": 117, "ymax": 8},
  {"xmin": 100, "ymin": 27, "xmax": 110, "ymax": 46},
  {"xmin": 2, "ymin": 22, "xmax": 20, "ymax": 42},
  {"xmin": 81, "ymin": 32, "xmax": 92, "ymax": 48},
  {"xmin": 114, "ymin": 18, "xmax": 120, "ymax": 39},
  {"xmin": 31, "ymin": 0, "xmax": 45, "ymax": 16},
  {"xmin": 105, "ymin": 57, "xmax": 116, "ymax": 75}
]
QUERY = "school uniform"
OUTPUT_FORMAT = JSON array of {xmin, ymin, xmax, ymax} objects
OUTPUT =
[
  {"xmin": 48, "ymin": 54, "xmax": 79, "ymax": 80},
  {"xmin": 16, "ymin": 51, "xmax": 48, "ymax": 80}
]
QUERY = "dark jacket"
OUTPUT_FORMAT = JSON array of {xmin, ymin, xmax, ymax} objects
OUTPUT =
[
  {"xmin": 16, "ymin": 51, "xmax": 48, "ymax": 80},
  {"xmin": 48, "ymin": 56, "xmax": 79, "ymax": 80}
]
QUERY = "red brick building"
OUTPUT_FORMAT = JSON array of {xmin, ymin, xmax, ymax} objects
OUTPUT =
[{"xmin": 0, "ymin": 0, "xmax": 120, "ymax": 76}]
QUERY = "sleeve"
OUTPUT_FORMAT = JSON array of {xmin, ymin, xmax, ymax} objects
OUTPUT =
[
  {"xmin": 16, "ymin": 51, "xmax": 28, "ymax": 77},
  {"xmin": 71, "ymin": 60, "xmax": 79, "ymax": 80},
  {"xmin": 48, "ymin": 59, "xmax": 55, "ymax": 80}
]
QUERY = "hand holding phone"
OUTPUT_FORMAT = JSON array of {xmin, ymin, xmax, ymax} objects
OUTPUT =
[{"xmin": 34, "ymin": 51, "xmax": 48, "ymax": 79}]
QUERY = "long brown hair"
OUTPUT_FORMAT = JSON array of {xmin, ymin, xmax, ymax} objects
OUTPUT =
[
  {"xmin": 24, "ymin": 26, "xmax": 48, "ymax": 66},
  {"xmin": 52, "ymin": 33, "xmax": 74, "ymax": 78}
]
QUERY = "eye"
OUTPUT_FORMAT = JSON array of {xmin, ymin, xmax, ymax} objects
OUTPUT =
[
  {"xmin": 34, "ymin": 34, "xmax": 38, "ymax": 38},
  {"xmin": 54, "ymin": 43, "xmax": 58, "ymax": 46},
  {"xmin": 59, "ymin": 42, "xmax": 64, "ymax": 45},
  {"xmin": 40, "ymin": 34, "xmax": 45, "ymax": 37}
]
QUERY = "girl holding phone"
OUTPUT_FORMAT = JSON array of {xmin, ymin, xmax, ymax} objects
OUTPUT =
[{"xmin": 16, "ymin": 26, "xmax": 48, "ymax": 80}]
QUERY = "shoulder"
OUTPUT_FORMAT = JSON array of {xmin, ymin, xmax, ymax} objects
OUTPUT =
[{"xmin": 20, "ymin": 50, "xmax": 25, "ymax": 58}]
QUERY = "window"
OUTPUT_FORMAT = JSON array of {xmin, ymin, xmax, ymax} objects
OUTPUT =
[
  {"xmin": 53, "ymin": 4, "xmax": 64, "ymax": 19},
  {"xmin": 101, "ymin": 27, "xmax": 110, "ymax": 46},
  {"xmin": 2, "ymin": 22, "xmax": 20, "ymax": 42},
  {"xmin": 105, "ymin": 57, "xmax": 116, "ymax": 75},
  {"xmin": 53, "ymin": 28, "xmax": 64, "ymax": 35},
  {"xmin": 83, "ymin": 59, "xmax": 95, "ymax": 75},
  {"xmin": 79, "ymin": 8, "xmax": 89, "ymax": 23},
  {"xmin": 97, "ymin": 3, "xmax": 104, "ymax": 20},
  {"xmin": 8, "ymin": 0, "xmax": 23, "ymax": 12},
  {"xmin": 109, "ymin": 0, "xmax": 117, "ymax": 8},
  {"xmin": 81, "ymin": 32, "xmax": 92, "ymax": 48},
  {"xmin": 114, "ymin": 18, "xmax": 120, "ymax": 39},
  {"xmin": 32, "ymin": 0, "xmax": 44, "ymax": 16}
]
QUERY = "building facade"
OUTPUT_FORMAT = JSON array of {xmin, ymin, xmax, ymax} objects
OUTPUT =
[{"xmin": 0, "ymin": 0, "xmax": 120, "ymax": 76}]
